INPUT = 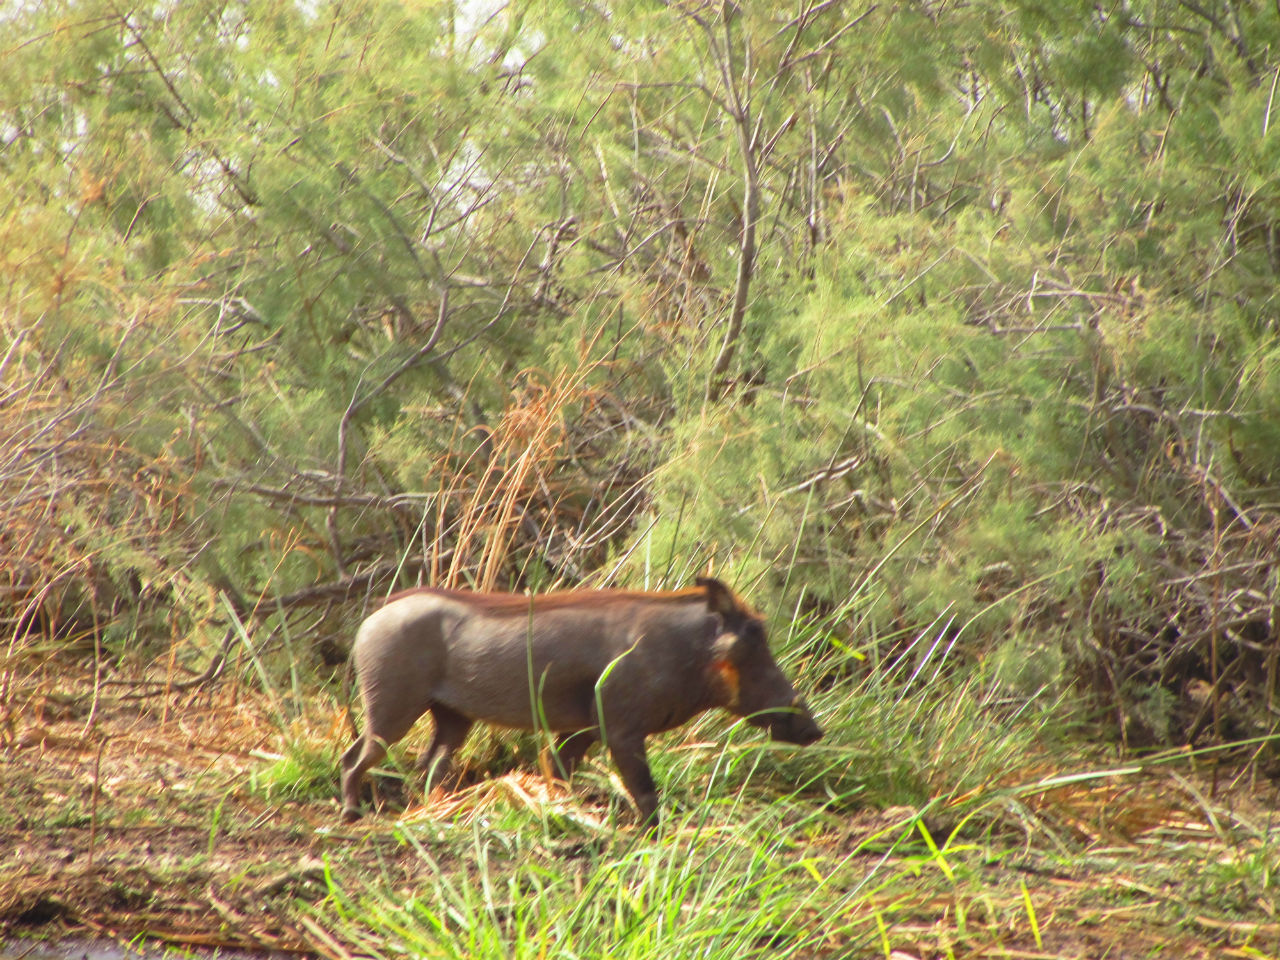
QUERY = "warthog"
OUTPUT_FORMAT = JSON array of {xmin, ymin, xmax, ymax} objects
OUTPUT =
[{"xmin": 339, "ymin": 577, "xmax": 822, "ymax": 824}]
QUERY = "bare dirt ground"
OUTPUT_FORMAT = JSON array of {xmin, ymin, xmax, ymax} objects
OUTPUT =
[
  {"xmin": 1, "ymin": 666, "xmax": 348, "ymax": 952},
  {"xmin": 2, "ymin": 662, "xmax": 1279, "ymax": 959}
]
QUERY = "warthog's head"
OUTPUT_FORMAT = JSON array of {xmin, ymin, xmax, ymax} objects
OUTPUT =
[{"xmin": 699, "ymin": 578, "xmax": 824, "ymax": 746}]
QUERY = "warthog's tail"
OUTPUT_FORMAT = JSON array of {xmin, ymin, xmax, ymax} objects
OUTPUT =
[{"xmin": 340, "ymin": 650, "xmax": 359, "ymax": 738}]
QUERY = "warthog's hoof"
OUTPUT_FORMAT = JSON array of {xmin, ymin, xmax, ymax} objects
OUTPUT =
[{"xmin": 340, "ymin": 806, "xmax": 363, "ymax": 824}]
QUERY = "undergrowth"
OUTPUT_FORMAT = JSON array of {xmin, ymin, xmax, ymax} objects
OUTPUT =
[
  {"xmin": 216, "ymin": 588, "xmax": 1272, "ymax": 957},
  {"xmin": 279, "ymin": 608, "xmax": 1067, "ymax": 956}
]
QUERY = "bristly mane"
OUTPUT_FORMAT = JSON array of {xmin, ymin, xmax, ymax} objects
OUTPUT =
[{"xmin": 382, "ymin": 583, "xmax": 751, "ymax": 616}]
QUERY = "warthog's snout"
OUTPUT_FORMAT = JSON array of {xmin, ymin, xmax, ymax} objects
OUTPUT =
[{"xmin": 754, "ymin": 698, "xmax": 823, "ymax": 746}]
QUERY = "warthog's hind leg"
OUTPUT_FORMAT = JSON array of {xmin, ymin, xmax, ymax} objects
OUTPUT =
[
  {"xmin": 340, "ymin": 691, "xmax": 432, "ymax": 822},
  {"xmin": 340, "ymin": 733, "xmax": 390, "ymax": 822},
  {"xmin": 414, "ymin": 703, "xmax": 474, "ymax": 796}
]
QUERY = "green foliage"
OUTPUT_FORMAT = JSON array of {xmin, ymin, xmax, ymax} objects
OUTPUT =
[
  {"xmin": 251, "ymin": 740, "xmax": 341, "ymax": 804},
  {"xmin": 324, "ymin": 817, "xmax": 852, "ymax": 959},
  {"xmin": 3, "ymin": 0, "xmax": 1278, "ymax": 747}
]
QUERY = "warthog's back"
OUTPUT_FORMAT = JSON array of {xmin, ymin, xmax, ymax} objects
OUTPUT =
[{"xmin": 352, "ymin": 587, "xmax": 716, "ymax": 731}]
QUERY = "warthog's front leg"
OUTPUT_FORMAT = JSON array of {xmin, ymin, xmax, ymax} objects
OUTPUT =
[
  {"xmin": 608, "ymin": 735, "xmax": 659, "ymax": 826},
  {"xmin": 547, "ymin": 728, "xmax": 597, "ymax": 780}
]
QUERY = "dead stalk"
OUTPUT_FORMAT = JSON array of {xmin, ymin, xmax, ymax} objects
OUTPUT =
[{"xmin": 88, "ymin": 736, "xmax": 107, "ymax": 871}]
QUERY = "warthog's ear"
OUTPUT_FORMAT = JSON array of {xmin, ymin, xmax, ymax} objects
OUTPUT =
[{"xmin": 696, "ymin": 576, "xmax": 738, "ymax": 617}]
